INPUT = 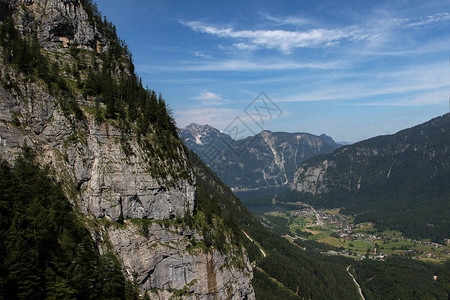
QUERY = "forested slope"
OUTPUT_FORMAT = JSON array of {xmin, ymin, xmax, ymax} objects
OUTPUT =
[
  {"xmin": 189, "ymin": 150, "xmax": 360, "ymax": 299},
  {"xmin": 287, "ymin": 114, "xmax": 450, "ymax": 241}
]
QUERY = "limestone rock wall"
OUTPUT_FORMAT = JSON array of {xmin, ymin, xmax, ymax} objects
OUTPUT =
[
  {"xmin": 102, "ymin": 222, "xmax": 254, "ymax": 299},
  {"xmin": 0, "ymin": 79, "xmax": 195, "ymax": 221},
  {"xmin": 6, "ymin": 0, "xmax": 107, "ymax": 51}
]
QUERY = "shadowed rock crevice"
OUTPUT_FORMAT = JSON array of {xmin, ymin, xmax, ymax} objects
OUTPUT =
[{"xmin": 206, "ymin": 252, "xmax": 218, "ymax": 298}]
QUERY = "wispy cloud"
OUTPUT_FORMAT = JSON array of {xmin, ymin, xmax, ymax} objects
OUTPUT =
[
  {"xmin": 192, "ymin": 91, "xmax": 222, "ymax": 101},
  {"xmin": 279, "ymin": 79, "xmax": 450, "ymax": 103},
  {"xmin": 262, "ymin": 13, "xmax": 313, "ymax": 27},
  {"xmin": 405, "ymin": 12, "xmax": 450, "ymax": 27},
  {"xmin": 191, "ymin": 51, "xmax": 212, "ymax": 59},
  {"xmin": 354, "ymin": 90, "xmax": 449, "ymax": 106},
  {"xmin": 138, "ymin": 58, "xmax": 343, "ymax": 72},
  {"xmin": 351, "ymin": 37, "xmax": 450, "ymax": 57},
  {"xmin": 276, "ymin": 62, "xmax": 450, "ymax": 103},
  {"xmin": 191, "ymin": 91, "xmax": 227, "ymax": 105},
  {"xmin": 181, "ymin": 21, "xmax": 368, "ymax": 54},
  {"xmin": 232, "ymin": 43, "xmax": 259, "ymax": 51}
]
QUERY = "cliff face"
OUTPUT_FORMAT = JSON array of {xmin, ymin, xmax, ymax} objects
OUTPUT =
[
  {"xmin": 102, "ymin": 222, "xmax": 253, "ymax": 299},
  {"xmin": 0, "ymin": 55, "xmax": 195, "ymax": 222},
  {"xmin": 0, "ymin": 1, "xmax": 254, "ymax": 298},
  {"xmin": 8, "ymin": 0, "xmax": 105, "ymax": 51}
]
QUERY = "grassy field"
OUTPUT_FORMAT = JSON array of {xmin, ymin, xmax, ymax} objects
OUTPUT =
[
  {"xmin": 318, "ymin": 236, "xmax": 343, "ymax": 248},
  {"xmin": 353, "ymin": 225, "xmax": 376, "ymax": 233}
]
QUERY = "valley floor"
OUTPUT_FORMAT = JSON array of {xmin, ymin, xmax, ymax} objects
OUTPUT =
[{"xmin": 254, "ymin": 202, "xmax": 449, "ymax": 262}]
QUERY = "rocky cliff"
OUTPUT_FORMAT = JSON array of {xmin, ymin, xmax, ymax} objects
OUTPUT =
[
  {"xmin": 0, "ymin": 1, "xmax": 254, "ymax": 298},
  {"xmin": 8, "ymin": 0, "xmax": 106, "ymax": 51},
  {"xmin": 0, "ymin": 0, "xmax": 194, "ymax": 222},
  {"xmin": 0, "ymin": 81, "xmax": 195, "ymax": 220}
]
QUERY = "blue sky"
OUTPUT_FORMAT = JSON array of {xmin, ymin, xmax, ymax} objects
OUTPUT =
[{"xmin": 95, "ymin": 0, "xmax": 450, "ymax": 142}]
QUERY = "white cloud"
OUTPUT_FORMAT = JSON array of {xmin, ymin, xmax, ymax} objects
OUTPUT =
[
  {"xmin": 190, "ymin": 91, "xmax": 227, "ymax": 105},
  {"xmin": 181, "ymin": 21, "xmax": 368, "ymax": 54},
  {"xmin": 233, "ymin": 43, "xmax": 259, "ymax": 51},
  {"xmin": 276, "ymin": 62, "xmax": 450, "ymax": 103},
  {"xmin": 192, "ymin": 91, "xmax": 223, "ymax": 101},
  {"xmin": 280, "ymin": 80, "xmax": 450, "ymax": 103}
]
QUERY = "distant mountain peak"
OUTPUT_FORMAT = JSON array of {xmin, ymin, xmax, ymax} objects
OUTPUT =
[
  {"xmin": 181, "ymin": 123, "xmax": 234, "ymax": 147},
  {"xmin": 319, "ymin": 133, "xmax": 337, "ymax": 146},
  {"xmin": 186, "ymin": 122, "xmax": 214, "ymax": 130},
  {"xmin": 180, "ymin": 123, "xmax": 340, "ymax": 197}
]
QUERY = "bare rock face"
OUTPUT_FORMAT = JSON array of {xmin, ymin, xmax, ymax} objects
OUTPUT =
[
  {"xmin": 0, "ymin": 80, "xmax": 195, "ymax": 221},
  {"xmin": 102, "ymin": 222, "xmax": 254, "ymax": 299},
  {"xmin": 8, "ymin": 0, "xmax": 106, "ymax": 51},
  {"xmin": 290, "ymin": 159, "xmax": 333, "ymax": 195},
  {"xmin": 77, "ymin": 120, "xmax": 196, "ymax": 221}
]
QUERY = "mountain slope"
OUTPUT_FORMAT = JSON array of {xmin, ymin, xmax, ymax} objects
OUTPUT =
[
  {"xmin": 0, "ymin": 1, "xmax": 254, "ymax": 298},
  {"xmin": 188, "ymin": 150, "xmax": 361, "ymax": 300},
  {"xmin": 287, "ymin": 113, "xmax": 450, "ymax": 241},
  {"xmin": 181, "ymin": 123, "xmax": 340, "ymax": 198},
  {"xmin": 188, "ymin": 127, "xmax": 450, "ymax": 299}
]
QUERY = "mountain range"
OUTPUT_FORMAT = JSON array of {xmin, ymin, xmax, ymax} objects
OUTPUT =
[{"xmin": 181, "ymin": 123, "xmax": 341, "ymax": 198}]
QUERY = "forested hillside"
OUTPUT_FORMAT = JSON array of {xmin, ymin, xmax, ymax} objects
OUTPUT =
[
  {"xmin": 189, "ymin": 150, "xmax": 361, "ymax": 299},
  {"xmin": 286, "ymin": 114, "xmax": 450, "ymax": 242}
]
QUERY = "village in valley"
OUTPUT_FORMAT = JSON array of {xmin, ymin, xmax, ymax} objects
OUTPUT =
[{"xmin": 257, "ymin": 203, "xmax": 450, "ymax": 262}]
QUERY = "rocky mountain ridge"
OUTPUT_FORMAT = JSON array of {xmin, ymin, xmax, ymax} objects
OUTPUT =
[
  {"xmin": 181, "ymin": 123, "xmax": 341, "ymax": 198},
  {"xmin": 0, "ymin": 1, "xmax": 254, "ymax": 298},
  {"xmin": 290, "ymin": 114, "xmax": 450, "ymax": 195}
]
